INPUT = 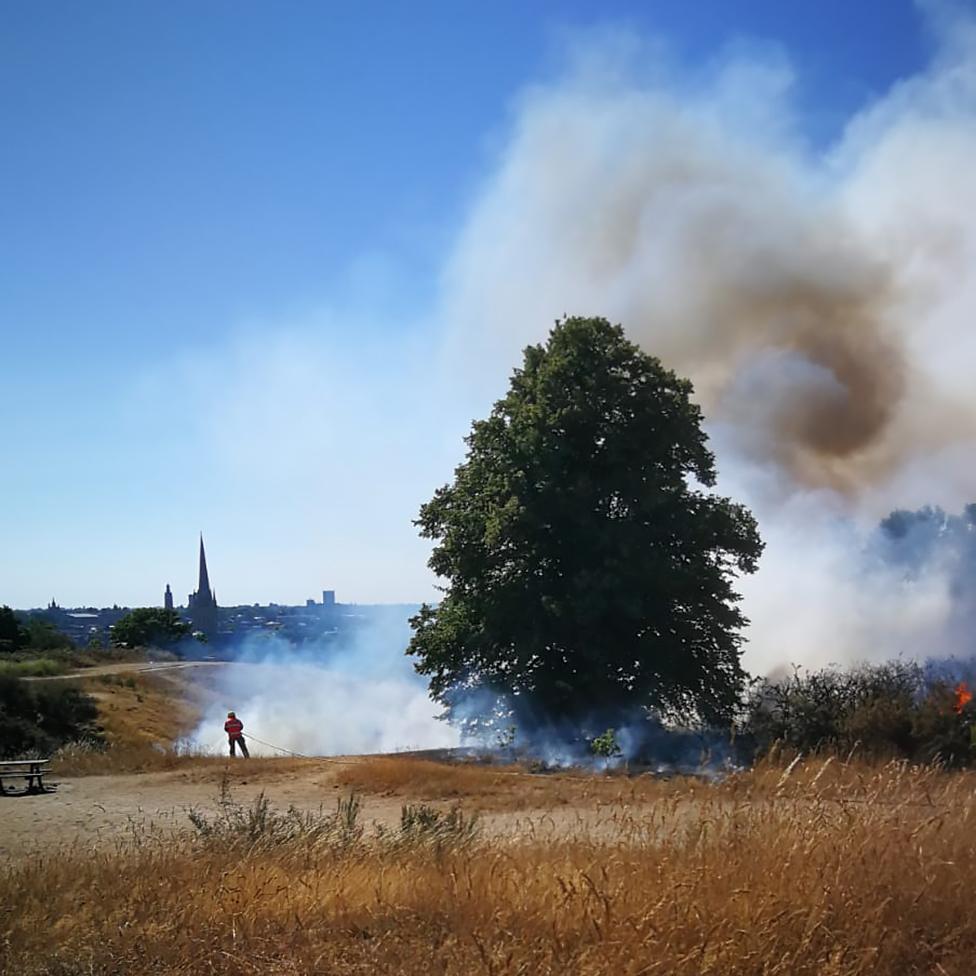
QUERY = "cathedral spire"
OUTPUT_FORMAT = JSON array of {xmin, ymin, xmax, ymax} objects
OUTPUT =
[
  {"xmin": 190, "ymin": 533, "xmax": 218, "ymax": 637},
  {"xmin": 198, "ymin": 533, "xmax": 212, "ymax": 600}
]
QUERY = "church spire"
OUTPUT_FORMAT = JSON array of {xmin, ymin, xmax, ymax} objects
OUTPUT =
[{"xmin": 198, "ymin": 533, "xmax": 212, "ymax": 600}]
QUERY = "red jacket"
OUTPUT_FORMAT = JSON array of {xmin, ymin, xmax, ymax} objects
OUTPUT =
[{"xmin": 224, "ymin": 718, "xmax": 244, "ymax": 738}]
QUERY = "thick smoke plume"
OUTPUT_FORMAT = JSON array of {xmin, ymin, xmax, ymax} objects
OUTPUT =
[
  {"xmin": 445, "ymin": 74, "xmax": 905, "ymax": 491},
  {"xmin": 189, "ymin": 614, "xmax": 458, "ymax": 756},
  {"xmin": 438, "ymin": 18, "xmax": 976, "ymax": 671},
  {"xmin": 185, "ymin": 16, "xmax": 976, "ymax": 745}
]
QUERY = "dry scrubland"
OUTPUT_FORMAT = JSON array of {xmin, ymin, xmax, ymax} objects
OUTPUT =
[{"xmin": 3, "ymin": 755, "xmax": 976, "ymax": 976}]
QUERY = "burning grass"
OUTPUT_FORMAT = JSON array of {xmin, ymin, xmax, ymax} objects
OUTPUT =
[
  {"xmin": 334, "ymin": 754, "xmax": 716, "ymax": 811},
  {"xmin": 4, "ymin": 759, "xmax": 976, "ymax": 975}
]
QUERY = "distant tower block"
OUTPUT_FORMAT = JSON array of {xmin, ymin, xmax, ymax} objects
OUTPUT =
[
  {"xmin": 164, "ymin": 584, "xmax": 174, "ymax": 611},
  {"xmin": 322, "ymin": 590, "xmax": 336, "ymax": 607}
]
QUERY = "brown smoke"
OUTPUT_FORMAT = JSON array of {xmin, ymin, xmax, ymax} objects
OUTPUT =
[
  {"xmin": 700, "ymin": 270, "xmax": 908, "ymax": 491},
  {"xmin": 442, "ymin": 70, "xmax": 934, "ymax": 496}
]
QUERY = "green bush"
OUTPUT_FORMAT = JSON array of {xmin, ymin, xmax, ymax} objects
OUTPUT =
[
  {"xmin": 0, "ymin": 605, "xmax": 26, "ymax": 653},
  {"xmin": 0, "ymin": 676, "xmax": 101, "ymax": 758},
  {"xmin": 590, "ymin": 728, "xmax": 623, "ymax": 759},
  {"xmin": 911, "ymin": 683, "xmax": 973, "ymax": 767},
  {"xmin": 740, "ymin": 661, "xmax": 976, "ymax": 766},
  {"xmin": 23, "ymin": 618, "xmax": 74, "ymax": 652},
  {"xmin": 0, "ymin": 608, "xmax": 73, "ymax": 655},
  {"xmin": 0, "ymin": 658, "xmax": 66, "ymax": 678}
]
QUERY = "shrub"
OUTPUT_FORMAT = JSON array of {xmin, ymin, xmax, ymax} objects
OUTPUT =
[
  {"xmin": 740, "ymin": 661, "xmax": 976, "ymax": 766},
  {"xmin": 395, "ymin": 802, "xmax": 480, "ymax": 849},
  {"xmin": 0, "ymin": 657, "xmax": 66, "ymax": 678},
  {"xmin": 589, "ymin": 728, "xmax": 623, "ymax": 759},
  {"xmin": 0, "ymin": 676, "xmax": 101, "ymax": 758},
  {"xmin": 188, "ymin": 778, "xmax": 364, "ymax": 852}
]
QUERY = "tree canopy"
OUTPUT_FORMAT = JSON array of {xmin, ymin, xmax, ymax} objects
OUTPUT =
[
  {"xmin": 111, "ymin": 607, "xmax": 191, "ymax": 649},
  {"xmin": 0, "ymin": 606, "xmax": 26, "ymax": 653},
  {"xmin": 0, "ymin": 607, "xmax": 73, "ymax": 654},
  {"xmin": 408, "ymin": 316, "xmax": 763, "ymax": 736}
]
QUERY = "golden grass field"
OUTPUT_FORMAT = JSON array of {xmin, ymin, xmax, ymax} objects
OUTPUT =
[{"xmin": 4, "ymin": 667, "xmax": 976, "ymax": 975}]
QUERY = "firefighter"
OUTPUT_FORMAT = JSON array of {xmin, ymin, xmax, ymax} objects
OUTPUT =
[{"xmin": 224, "ymin": 710, "xmax": 250, "ymax": 758}]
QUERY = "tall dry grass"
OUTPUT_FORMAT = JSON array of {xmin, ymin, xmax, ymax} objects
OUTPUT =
[{"xmin": 3, "ymin": 759, "xmax": 976, "ymax": 975}]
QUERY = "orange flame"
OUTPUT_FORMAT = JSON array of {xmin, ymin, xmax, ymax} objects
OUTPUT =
[{"xmin": 954, "ymin": 682, "xmax": 973, "ymax": 715}]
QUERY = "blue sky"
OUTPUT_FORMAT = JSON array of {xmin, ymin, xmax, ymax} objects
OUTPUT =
[{"xmin": 0, "ymin": 1, "xmax": 951, "ymax": 608}]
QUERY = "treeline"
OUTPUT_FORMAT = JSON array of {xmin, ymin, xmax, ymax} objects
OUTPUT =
[{"xmin": 0, "ymin": 605, "xmax": 73, "ymax": 655}]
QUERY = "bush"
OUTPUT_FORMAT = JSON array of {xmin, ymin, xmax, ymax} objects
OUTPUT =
[
  {"xmin": 740, "ymin": 661, "xmax": 976, "ymax": 766},
  {"xmin": 0, "ymin": 605, "xmax": 26, "ymax": 652},
  {"xmin": 911, "ymin": 683, "xmax": 973, "ymax": 767},
  {"xmin": 0, "ymin": 676, "xmax": 101, "ymax": 758},
  {"xmin": 23, "ymin": 618, "xmax": 74, "ymax": 652},
  {"xmin": 188, "ymin": 779, "xmax": 364, "ymax": 852},
  {"xmin": 590, "ymin": 728, "xmax": 623, "ymax": 759},
  {"xmin": 396, "ymin": 802, "xmax": 480, "ymax": 849},
  {"xmin": 0, "ymin": 657, "xmax": 66, "ymax": 678}
]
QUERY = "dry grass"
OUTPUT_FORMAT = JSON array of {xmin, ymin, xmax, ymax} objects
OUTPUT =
[
  {"xmin": 50, "ymin": 669, "xmax": 223, "ymax": 776},
  {"xmin": 4, "ymin": 759, "xmax": 976, "ymax": 975},
  {"xmin": 335, "ymin": 755, "xmax": 716, "ymax": 810},
  {"xmin": 50, "ymin": 740, "xmax": 328, "ymax": 780},
  {"xmin": 82, "ymin": 670, "xmax": 206, "ymax": 745}
]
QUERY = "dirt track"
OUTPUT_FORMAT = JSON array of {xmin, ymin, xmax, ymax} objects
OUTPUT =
[
  {"xmin": 0, "ymin": 758, "xmax": 629, "ymax": 859},
  {"xmin": 0, "ymin": 761, "xmax": 399, "ymax": 859},
  {"xmin": 26, "ymin": 660, "xmax": 229, "ymax": 681}
]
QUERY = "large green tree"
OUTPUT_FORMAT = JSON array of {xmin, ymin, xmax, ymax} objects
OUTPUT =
[
  {"xmin": 408, "ymin": 316, "xmax": 762, "ymax": 734},
  {"xmin": 111, "ymin": 607, "xmax": 191, "ymax": 649}
]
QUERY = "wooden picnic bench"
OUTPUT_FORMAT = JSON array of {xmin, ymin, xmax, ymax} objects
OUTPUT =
[{"xmin": 0, "ymin": 759, "xmax": 50, "ymax": 795}]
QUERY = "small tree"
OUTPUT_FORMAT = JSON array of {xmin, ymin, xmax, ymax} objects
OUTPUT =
[
  {"xmin": 111, "ymin": 608, "xmax": 191, "ymax": 649},
  {"xmin": 408, "ymin": 316, "xmax": 762, "ymax": 737},
  {"xmin": 0, "ymin": 606, "xmax": 26, "ymax": 653},
  {"xmin": 23, "ymin": 618, "xmax": 73, "ymax": 652},
  {"xmin": 590, "ymin": 728, "xmax": 622, "ymax": 759}
]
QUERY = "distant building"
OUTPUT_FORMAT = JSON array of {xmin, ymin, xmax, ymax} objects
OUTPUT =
[
  {"xmin": 164, "ymin": 584, "xmax": 174, "ymax": 610},
  {"xmin": 187, "ymin": 534, "xmax": 218, "ymax": 637},
  {"xmin": 322, "ymin": 590, "xmax": 336, "ymax": 607}
]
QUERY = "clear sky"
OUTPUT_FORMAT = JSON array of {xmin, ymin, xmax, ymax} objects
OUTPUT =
[{"xmin": 0, "ymin": 1, "xmax": 950, "ymax": 608}]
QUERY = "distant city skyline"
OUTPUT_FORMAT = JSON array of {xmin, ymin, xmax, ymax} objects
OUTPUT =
[{"xmin": 15, "ymin": 534, "xmax": 341, "ymax": 612}]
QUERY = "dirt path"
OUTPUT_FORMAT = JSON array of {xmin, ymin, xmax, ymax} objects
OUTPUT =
[
  {"xmin": 0, "ymin": 761, "xmax": 396, "ymax": 859},
  {"xmin": 27, "ymin": 660, "xmax": 230, "ymax": 681},
  {"xmin": 0, "ymin": 758, "xmax": 659, "ymax": 860}
]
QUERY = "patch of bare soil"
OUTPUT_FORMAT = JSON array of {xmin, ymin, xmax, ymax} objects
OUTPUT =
[{"xmin": 0, "ymin": 755, "xmax": 687, "ymax": 859}]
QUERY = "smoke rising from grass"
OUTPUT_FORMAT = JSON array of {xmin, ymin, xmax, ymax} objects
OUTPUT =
[{"xmin": 188, "ymin": 617, "xmax": 458, "ymax": 757}]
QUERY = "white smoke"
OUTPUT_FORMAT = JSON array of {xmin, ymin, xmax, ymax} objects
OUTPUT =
[
  {"xmin": 188, "ymin": 618, "xmax": 458, "ymax": 757},
  {"xmin": 175, "ymin": 10, "xmax": 976, "ymax": 736},
  {"xmin": 436, "ymin": 15, "xmax": 976, "ymax": 671}
]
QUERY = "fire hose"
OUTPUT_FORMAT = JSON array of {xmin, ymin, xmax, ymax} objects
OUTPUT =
[{"xmin": 219, "ymin": 730, "xmax": 361, "ymax": 764}]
